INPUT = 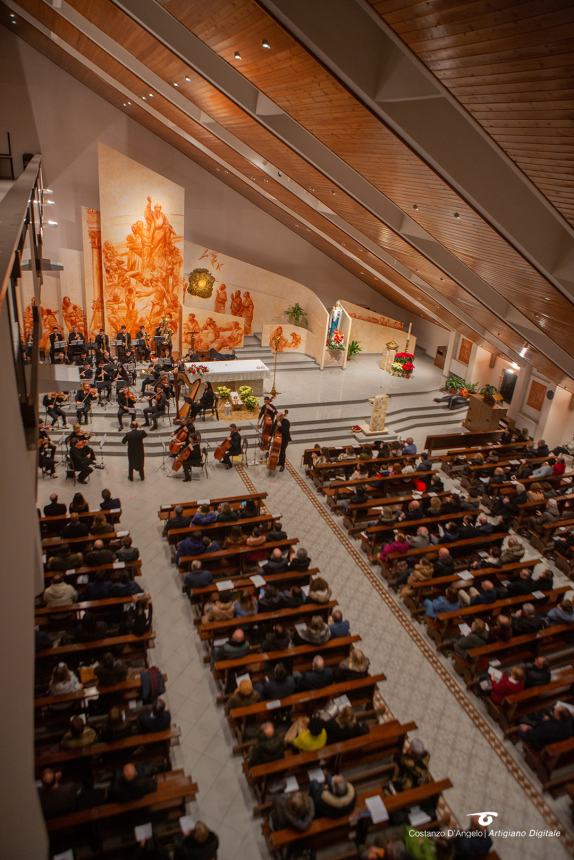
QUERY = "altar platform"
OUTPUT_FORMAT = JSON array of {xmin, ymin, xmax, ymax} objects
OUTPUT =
[{"xmin": 184, "ymin": 359, "xmax": 270, "ymax": 394}]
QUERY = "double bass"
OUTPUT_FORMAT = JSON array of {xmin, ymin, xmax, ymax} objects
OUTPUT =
[
  {"xmin": 267, "ymin": 426, "xmax": 282, "ymax": 472},
  {"xmin": 260, "ymin": 397, "xmax": 276, "ymax": 450}
]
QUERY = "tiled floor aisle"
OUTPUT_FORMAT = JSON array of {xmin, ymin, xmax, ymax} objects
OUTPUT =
[{"xmin": 37, "ymin": 447, "xmax": 573, "ymax": 860}]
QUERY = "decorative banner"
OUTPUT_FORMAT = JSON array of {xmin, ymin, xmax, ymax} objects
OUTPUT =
[
  {"xmin": 261, "ymin": 323, "xmax": 307, "ymax": 353},
  {"xmin": 526, "ymin": 379, "xmax": 546, "ymax": 412},
  {"xmin": 458, "ymin": 336, "xmax": 472, "ymax": 365},
  {"xmin": 181, "ymin": 307, "xmax": 244, "ymax": 352},
  {"xmin": 98, "ymin": 144, "xmax": 184, "ymax": 343}
]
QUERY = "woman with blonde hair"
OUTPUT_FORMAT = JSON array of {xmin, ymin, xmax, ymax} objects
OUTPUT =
[{"xmin": 336, "ymin": 647, "xmax": 370, "ymax": 681}]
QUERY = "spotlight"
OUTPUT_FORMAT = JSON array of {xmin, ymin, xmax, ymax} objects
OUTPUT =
[
  {"xmin": 185, "ymin": 76, "xmax": 191, "ymax": 82},
  {"xmin": 519, "ymin": 345, "xmax": 528, "ymax": 358},
  {"xmin": 148, "ymin": 93, "xmax": 153, "ymax": 98},
  {"xmin": 47, "ymin": 220, "xmax": 59, "ymax": 226},
  {"xmin": 261, "ymin": 39, "xmax": 271, "ymax": 49},
  {"xmin": 453, "ymin": 212, "xmax": 461, "ymax": 219},
  {"xmin": 234, "ymin": 51, "xmax": 242, "ymax": 60},
  {"xmin": 173, "ymin": 82, "xmax": 179, "ymax": 87},
  {"xmin": 43, "ymin": 189, "xmax": 54, "ymax": 195},
  {"xmin": 45, "ymin": 199, "xmax": 56, "ymax": 205},
  {"xmin": 511, "ymin": 362, "xmax": 520, "ymax": 370}
]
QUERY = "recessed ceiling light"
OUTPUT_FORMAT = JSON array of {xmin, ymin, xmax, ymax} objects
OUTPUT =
[
  {"xmin": 142, "ymin": 96, "xmax": 147, "ymax": 100},
  {"xmin": 185, "ymin": 76, "xmax": 191, "ymax": 82},
  {"xmin": 511, "ymin": 361, "xmax": 520, "ymax": 370},
  {"xmin": 44, "ymin": 189, "xmax": 54, "ymax": 195},
  {"xmin": 45, "ymin": 199, "xmax": 56, "ymax": 205},
  {"xmin": 413, "ymin": 204, "xmax": 419, "ymax": 210},
  {"xmin": 148, "ymin": 93, "xmax": 153, "ymax": 98},
  {"xmin": 261, "ymin": 39, "xmax": 271, "ymax": 49},
  {"xmin": 47, "ymin": 220, "xmax": 58, "ymax": 226},
  {"xmin": 127, "ymin": 101, "xmax": 131, "ymax": 105},
  {"xmin": 234, "ymin": 51, "xmax": 241, "ymax": 60},
  {"xmin": 453, "ymin": 212, "xmax": 460, "ymax": 219},
  {"xmin": 173, "ymin": 82, "xmax": 179, "ymax": 87}
]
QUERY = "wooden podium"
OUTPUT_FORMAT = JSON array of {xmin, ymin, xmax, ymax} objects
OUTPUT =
[{"xmin": 463, "ymin": 394, "xmax": 507, "ymax": 433}]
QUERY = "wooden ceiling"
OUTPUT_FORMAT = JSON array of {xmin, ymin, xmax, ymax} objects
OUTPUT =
[
  {"xmin": 368, "ymin": 0, "xmax": 574, "ymax": 227},
  {"xmin": 2, "ymin": 0, "xmax": 574, "ymax": 390}
]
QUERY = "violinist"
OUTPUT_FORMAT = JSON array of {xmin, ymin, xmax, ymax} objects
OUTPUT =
[
  {"xmin": 75, "ymin": 383, "xmax": 97, "ymax": 425},
  {"xmin": 117, "ymin": 386, "xmax": 138, "ymax": 431},
  {"xmin": 143, "ymin": 386, "xmax": 166, "ymax": 431},
  {"xmin": 273, "ymin": 410, "xmax": 291, "ymax": 472},
  {"xmin": 49, "ymin": 325, "xmax": 66, "ymax": 363},
  {"xmin": 43, "ymin": 392, "xmax": 69, "ymax": 428},
  {"xmin": 180, "ymin": 432, "xmax": 202, "ymax": 482},
  {"xmin": 221, "ymin": 424, "xmax": 242, "ymax": 470}
]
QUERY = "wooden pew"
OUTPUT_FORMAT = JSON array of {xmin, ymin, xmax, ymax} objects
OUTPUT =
[
  {"xmin": 523, "ymin": 736, "xmax": 574, "ymax": 795},
  {"xmin": 213, "ymin": 635, "xmax": 361, "ymax": 691},
  {"xmin": 39, "ymin": 507, "xmax": 122, "ymax": 535},
  {"xmin": 454, "ymin": 624, "xmax": 574, "ymax": 687},
  {"xmin": 379, "ymin": 532, "xmax": 508, "ymax": 573},
  {"xmin": 187, "ymin": 569, "xmax": 317, "ymax": 615},
  {"xmin": 428, "ymin": 586, "xmax": 570, "ymax": 650},
  {"xmin": 228, "ymin": 674, "xmax": 385, "ymax": 741},
  {"xmin": 34, "ymin": 673, "xmax": 166, "ymax": 711},
  {"xmin": 492, "ymin": 670, "xmax": 574, "ymax": 736},
  {"xmin": 42, "ymin": 529, "xmax": 130, "ymax": 550},
  {"xmin": 264, "ymin": 779, "xmax": 452, "ymax": 857},
  {"xmin": 199, "ymin": 601, "xmax": 338, "ymax": 643},
  {"xmin": 424, "ymin": 430, "xmax": 503, "ymax": 451},
  {"xmin": 35, "ymin": 594, "xmax": 150, "ymax": 626},
  {"xmin": 529, "ymin": 516, "xmax": 574, "ymax": 553},
  {"xmin": 343, "ymin": 491, "xmax": 450, "ymax": 531},
  {"xmin": 166, "ymin": 513, "xmax": 277, "ymax": 544},
  {"xmin": 485, "ymin": 472, "xmax": 574, "ymax": 501},
  {"xmin": 35, "ymin": 631, "xmax": 156, "ymax": 662},
  {"xmin": 324, "ymin": 471, "xmax": 436, "ymax": 511},
  {"xmin": 36, "ymin": 726, "xmax": 179, "ymax": 769},
  {"xmin": 45, "ymin": 769, "xmax": 197, "ymax": 832},
  {"xmin": 516, "ymin": 492, "xmax": 574, "ymax": 526},
  {"xmin": 360, "ymin": 510, "xmax": 470, "ymax": 558},
  {"xmin": 247, "ymin": 720, "xmax": 416, "ymax": 801},
  {"xmin": 177, "ymin": 537, "xmax": 299, "ymax": 572},
  {"xmin": 405, "ymin": 559, "xmax": 541, "ymax": 613},
  {"xmin": 158, "ymin": 492, "xmax": 267, "ymax": 520},
  {"xmin": 43, "ymin": 559, "xmax": 142, "ymax": 584}
]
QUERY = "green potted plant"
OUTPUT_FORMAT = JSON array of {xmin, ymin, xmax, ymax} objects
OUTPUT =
[
  {"xmin": 216, "ymin": 385, "xmax": 231, "ymax": 401},
  {"xmin": 285, "ymin": 302, "xmax": 308, "ymax": 328},
  {"xmin": 480, "ymin": 384, "xmax": 498, "ymax": 405},
  {"xmin": 347, "ymin": 339, "xmax": 362, "ymax": 360}
]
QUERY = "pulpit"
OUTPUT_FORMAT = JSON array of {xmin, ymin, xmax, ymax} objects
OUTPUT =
[{"xmin": 463, "ymin": 394, "xmax": 507, "ymax": 433}]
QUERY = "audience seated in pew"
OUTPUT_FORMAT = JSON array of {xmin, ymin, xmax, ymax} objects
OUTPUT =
[
  {"xmin": 287, "ymin": 714, "xmax": 328, "ymax": 752},
  {"xmin": 249, "ymin": 721, "xmax": 285, "ymax": 765},
  {"xmin": 295, "ymin": 655, "xmax": 334, "ymax": 690},
  {"xmin": 46, "ymin": 544, "xmax": 83, "ymax": 571},
  {"xmin": 61, "ymin": 715, "xmax": 98, "ymax": 749},
  {"xmin": 174, "ymin": 820, "xmax": 219, "ymax": 860},
  {"xmin": 111, "ymin": 761, "xmax": 158, "ymax": 802},
  {"xmin": 271, "ymin": 789, "xmax": 315, "ymax": 833},
  {"xmin": 49, "ymin": 663, "xmax": 81, "ymax": 696},
  {"xmin": 192, "ymin": 503, "xmax": 218, "ymax": 525},
  {"xmin": 524, "ymin": 657, "xmax": 551, "ymax": 688},
  {"xmin": 213, "ymin": 628, "xmax": 250, "ymax": 662},
  {"xmin": 324, "ymin": 705, "xmax": 368, "ymax": 743},
  {"xmin": 43, "ymin": 573, "xmax": 78, "ymax": 607},
  {"xmin": 91, "ymin": 512, "xmax": 115, "ymax": 536},
  {"xmin": 61, "ymin": 512, "xmax": 90, "ymax": 541},
  {"xmin": 391, "ymin": 737, "xmax": 431, "ymax": 791},
  {"xmin": 262, "ymin": 623, "xmax": 291, "ymax": 652},
  {"xmin": 183, "ymin": 560, "xmax": 214, "ymax": 592},
  {"xmin": 100, "ymin": 488, "xmax": 121, "ymax": 511},
  {"xmin": 164, "ymin": 504, "xmax": 191, "ymax": 536},
  {"xmin": 69, "ymin": 492, "xmax": 89, "ymax": 514},
  {"xmin": 519, "ymin": 703, "xmax": 574, "ymax": 749},
  {"xmin": 203, "ymin": 592, "xmax": 235, "ymax": 623},
  {"xmin": 547, "ymin": 598, "xmax": 574, "ymax": 624},
  {"xmin": 328, "ymin": 608, "xmax": 350, "ymax": 637},
  {"xmin": 116, "ymin": 536, "xmax": 139, "ymax": 561},
  {"xmin": 234, "ymin": 589, "xmax": 258, "ymax": 617},
  {"xmin": 336, "ymin": 646, "xmax": 370, "ymax": 681},
  {"xmin": 138, "ymin": 698, "xmax": 171, "ymax": 733},
  {"xmin": 489, "ymin": 666, "xmax": 526, "ymax": 705},
  {"xmin": 38, "ymin": 767, "xmax": 80, "ymax": 818},
  {"xmin": 44, "ymin": 494, "xmax": 67, "ymax": 517},
  {"xmin": 226, "ymin": 679, "xmax": 261, "ymax": 712},
  {"xmin": 94, "ymin": 651, "xmax": 128, "ymax": 686},
  {"xmin": 256, "ymin": 662, "xmax": 296, "ymax": 700},
  {"xmin": 85, "ymin": 538, "xmax": 116, "ymax": 567},
  {"xmin": 296, "ymin": 616, "xmax": 331, "ymax": 645}
]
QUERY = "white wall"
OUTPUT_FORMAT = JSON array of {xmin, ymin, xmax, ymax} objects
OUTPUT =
[
  {"xmin": 0, "ymin": 26, "xmax": 445, "ymax": 341},
  {"xmin": 414, "ymin": 317, "xmax": 448, "ymax": 359},
  {"xmin": 0, "ymin": 301, "xmax": 47, "ymax": 859}
]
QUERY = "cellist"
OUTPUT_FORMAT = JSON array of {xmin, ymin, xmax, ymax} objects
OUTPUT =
[
  {"xmin": 178, "ymin": 432, "xmax": 202, "ymax": 482},
  {"xmin": 219, "ymin": 423, "xmax": 242, "ymax": 470}
]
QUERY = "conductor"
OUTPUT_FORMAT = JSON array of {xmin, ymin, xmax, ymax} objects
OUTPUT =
[{"xmin": 122, "ymin": 420, "xmax": 147, "ymax": 481}]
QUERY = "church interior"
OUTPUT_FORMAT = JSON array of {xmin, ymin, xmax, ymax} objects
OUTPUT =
[{"xmin": 1, "ymin": 2, "xmax": 574, "ymax": 859}]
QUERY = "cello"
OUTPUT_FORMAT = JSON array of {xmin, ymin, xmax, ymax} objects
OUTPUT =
[
  {"xmin": 169, "ymin": 425, "xmax": 190, "ymax": 456},
  {"xmin": 260, "ymin": 397, "xmax": 276, "ymax": 450},
  {"xmin": 214, "ymin": 437, "xmax": 231, "ymax": 462}
]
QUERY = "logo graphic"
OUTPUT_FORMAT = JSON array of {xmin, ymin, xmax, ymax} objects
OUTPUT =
[{"xmin": 467, "ymin": 811, "xmax": 498, "ymax": 827}]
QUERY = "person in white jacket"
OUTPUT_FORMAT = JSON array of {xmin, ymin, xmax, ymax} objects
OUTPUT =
[{"xmin": 43, "ymin": 573, "xmax": 78, "ymax": 607}]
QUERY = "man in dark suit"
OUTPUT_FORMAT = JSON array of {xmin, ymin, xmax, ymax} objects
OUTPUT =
[
  {"xmin": 43, "ymin": 494, "xmax": 67, "ymax": 517},
  {"xmin": 122, "ymin": 421, "xmax": 147, "ymax": 481},
  {"xmin": 275, "ymin": 411, "xmax": 292, "ymax": 472},
  {"xmin": 61, "ymin": 512, "xmax": 90, "ymax": 541},
  {"xmin": 85, "ymin": 539, "xmax": 115, "ymax": 567},
  {"xmin": 296, "ymin": 656, "xmax": 334, "ymax": 691}
]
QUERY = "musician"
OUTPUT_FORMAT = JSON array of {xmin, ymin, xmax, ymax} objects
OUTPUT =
[
  {"xmin": 273, "ymin": 410, "xmax": 292, "ymax": 472},
  {"xmin": 95, "ymin": 328, "xmax": 110, "ymax": 359},
  {"xmin": 191, "ymin": 381, "xmax": 216, "ymax": 419},
  {"xmin": 135, "ymin": 326, "xmax": 150, "ymax": 362},
  {"xmin": 258, "ymin": 396, "xmax": 277, "ymax": 425},
  {"xmin": 180, "ymin": 433, "xmax": 202, "ymax": 483},
  {"xmin": 143, "ymin": 387, "xmax": 167, "ymax": 431},
  {"xmin": 49, "ymin": 325, "xmax": 66, "ymax": 364},
  {"xmin": 221, "ymin": 424, "xmax": 242, "ymax": 470},
  {"xmin": 154, "ymin": 317, "xmax": 172, "ymax": 358},
  {"xmin": 122, "ymin": 420, "xmax": 147, "ymax": 481},
  {"xmin": 67, "ymin": 326, "xmax": 85, "ymax": 361},
  {"xmin": 79, "ymin": 362, "xmax": 93, "ymax": 381},
  {"xmin": 115, "ymin": 324, "xmax": 131, "ymax": 359},
  {"xmin": 94, "ymin": 362, "xmax": 112, "ymax": 404},
  {"xmin": 75, "ymin": 383, "xmax": 96, "ymax": 425},
  {"xmin": 69, "ymin": 434, "xmax": 93, "ymax": 484},
  {"xmin": 43, "ymin": 392, "xmax": 68, "ymax": 428},
  {"xmin": 38, "ymin": 424, "xmax": 56, "ymax": 477},
  {"xmin": 117, "ymin": 386, "xmax": 137, "ymax": 431}
]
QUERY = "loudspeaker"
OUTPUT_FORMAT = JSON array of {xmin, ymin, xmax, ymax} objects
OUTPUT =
[{"xmin": 546, "ymin": 390, "xmax": 555, "ymax": 401}]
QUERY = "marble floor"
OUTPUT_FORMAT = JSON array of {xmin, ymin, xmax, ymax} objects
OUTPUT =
[{"xmin": 35, "ymin": 357, "xmax": 573, "ymax": 860}]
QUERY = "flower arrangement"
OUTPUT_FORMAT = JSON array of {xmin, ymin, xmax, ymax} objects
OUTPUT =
[
  {"xmin": 390, "ymin": 351, "xmax": 415, "ymax": 379},
  {"xmin": 238, "ymin": 385, "xmax": 258, "ymax": 411},
  {"xmin": 188, "ymin": 364, "xmax": 209, "ymax": 377},
  {"xmin": 480, "ymin": 384, "xmax": 503, "ymax": 405},
  {"xmin": 216, "ymin": 385, "xmax": 231, "ymax": 401},
  {"xmin": 327, "ymin": 330, "xmax": 345, "ymax": 351}
]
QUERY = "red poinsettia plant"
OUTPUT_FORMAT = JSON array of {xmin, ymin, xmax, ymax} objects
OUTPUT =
[
  {"xmin": 188, "ymin": 364, "xmax": 209, "ymax": 376},
  {"xmin": 390, "ymin": 351, "xmax": 415, "ymax": 379},
  {"xmin": 327, "ymin": 330, "xmax": 345, "ymax": 351}
]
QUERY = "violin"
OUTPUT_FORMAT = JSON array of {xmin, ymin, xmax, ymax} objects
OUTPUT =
[
  {"xmin": 126, "ymin": 388, "xmax": 138, "ymax": 403},
  {"xmin": 52, "ymin": 391, "xmax": 70, "ymax": 403},
  {"xmin": 82, "ymin": 384, "xmax": 98, "ymax": 398}
]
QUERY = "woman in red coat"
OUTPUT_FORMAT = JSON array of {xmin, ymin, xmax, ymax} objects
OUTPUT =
[{"xmin": 490, "ymin": 666, "xmax": 525, "ymax": 706}]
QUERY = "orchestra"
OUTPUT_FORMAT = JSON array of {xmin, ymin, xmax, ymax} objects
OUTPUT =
[
  {"xmin": 143, "ymin": 386, "xmax": 167, "ymax": 431},
  {"xmin": 117, "ymin": 386, "xmax": 138, "ymax": 431},
  {"xmin": 215, "ymin": 423, "xmax": 242, "ymax": 469},
  {"xmin": 49, "ymin": 325, "xmax": 66, "ymax": 363},
  {"xmin": 43, "ymin": 392, "xmax": 69, "ymax": 428},
  {"xmin": 67, "ymin": 326, "xmax": 85, "ymax": 362},
  {"xmin": 75, "ymin": 382, "xmax": 97, "ymax": 425}
]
